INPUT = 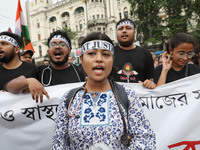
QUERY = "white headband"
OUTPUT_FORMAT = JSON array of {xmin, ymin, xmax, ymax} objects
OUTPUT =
[
  {"xmin": 0, "ymin": 35, "xmax": 19, "ymax": 47},
  {"xmin": 81, "ymin": 40, "xmax": 114, "ymax": 55},
  {"xmin": 116, "ymin": 20, "xmax": 135, "ymax": 30},
  {"xmin": 49, "ymin": 35, "xmax": 70, "ymax": 49}
]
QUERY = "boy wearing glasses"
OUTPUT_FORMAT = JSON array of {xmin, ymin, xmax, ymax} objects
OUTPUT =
[
  {"xmin": 6, "ymin": 30, "xmax": 85, "ymax": 103},
  {"xmin": 154, "ymin": 33, "xmax": 200, "ymax": 86}
]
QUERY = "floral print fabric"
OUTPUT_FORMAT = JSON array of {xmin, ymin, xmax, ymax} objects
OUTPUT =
[{"xmin": 52, "ymin": 85, "xmax": 156, "ymax": 150}]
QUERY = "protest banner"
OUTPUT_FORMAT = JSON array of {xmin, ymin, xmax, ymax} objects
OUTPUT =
[{"xmin": 0, "ymin": 74, "xmax": 200, "ymax": 150}]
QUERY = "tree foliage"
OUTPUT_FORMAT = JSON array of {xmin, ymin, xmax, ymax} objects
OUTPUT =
[
  {"xmin": 61, "ymin": 26, "xmax": 77, "ymax": 40},
  {"xmin": 128, "ymin": 0, "xmax": 200, "ymax": 47},
  {"xmin": 128, "ymin": 0, "xmax": 163, "ymax": 46},
  {"xmin": 192, "ymin": 0, "xmax": 200, "ymax": 43},
  {"xmin": 162, "ymin": 0, "xmax": 193, "ymax": 37}
]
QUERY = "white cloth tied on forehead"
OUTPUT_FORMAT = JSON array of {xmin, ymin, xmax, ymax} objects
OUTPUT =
[
  {"xmin": 49, "ymin": 35, "xmax": 70, "ymax": 49},
  {"xmin": 116, "ymin": 20, "xmax": 135, "ymax": 30},
  {"xmin": 0, "ymin": 35, "xmax": 19, "ymax": 47},
  {"xmin": 81, "ymin": 40, "xmax": 114, "ymax": 55}
]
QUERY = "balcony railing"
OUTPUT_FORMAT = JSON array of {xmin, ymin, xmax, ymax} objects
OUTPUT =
[{"xmin": 87, "ymin": 19, "xmax": 108, "ymax": 28}]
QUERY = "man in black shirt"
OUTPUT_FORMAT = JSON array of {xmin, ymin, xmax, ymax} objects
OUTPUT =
[
  {"xmin": 0, "ymin": 31, "xmax": 36, "ymax": 90},
  {"xmin": 113, "ymin": 18, "xmax": 156, "ymax": 89},
  {"xmin": 6, "ymin": 30, "xmax": 86, "ymax": 103}
]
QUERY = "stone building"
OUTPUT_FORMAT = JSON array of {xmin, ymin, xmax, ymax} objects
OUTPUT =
[{"xmin": 26, "ymin": 0, "xmax": 133, "ymax": 62}]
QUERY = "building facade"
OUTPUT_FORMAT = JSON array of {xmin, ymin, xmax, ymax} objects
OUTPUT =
[{"xmin": 26, "ymin": 0, "xmax": 133, "ymax": 62}]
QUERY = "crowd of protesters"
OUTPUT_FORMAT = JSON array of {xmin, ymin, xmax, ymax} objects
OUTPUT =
[{"xmin": 1, "ymin": 18, "xmax": 200, "ymax": 149}]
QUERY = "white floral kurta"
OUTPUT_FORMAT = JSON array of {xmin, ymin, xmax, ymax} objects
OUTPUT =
[{"xmin": 52, "ymin": 85, "xmax": 156, "ymax": 150}]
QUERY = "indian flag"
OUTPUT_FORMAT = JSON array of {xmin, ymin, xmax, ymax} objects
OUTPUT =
[{"xmin": 15, "ymin": 0, "xmax": 35, "ymax": 52}]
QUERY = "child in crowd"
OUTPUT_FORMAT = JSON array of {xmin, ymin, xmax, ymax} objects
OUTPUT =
[{"xmin": 154, "ymin": 33, "xmax": 200, "ymax": 86}]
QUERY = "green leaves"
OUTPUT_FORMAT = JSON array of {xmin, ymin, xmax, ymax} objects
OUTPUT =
[
  {"xmin": 61, "ymin": 26, "xmax": 77, "ymax": 40},
  {"xmin": 128, "ymin": 0, "xmax": 200, "ymax": 47}
]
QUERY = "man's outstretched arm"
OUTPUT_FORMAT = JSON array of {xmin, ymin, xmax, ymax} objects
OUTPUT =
[{"xmin": 6, "ymin": 75, "xmax": 49, "ymax": 103}]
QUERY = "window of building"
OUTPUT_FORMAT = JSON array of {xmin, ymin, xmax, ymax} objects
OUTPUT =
[
  {"xmin": 124, "ymin": 11, "xmax": 128, "ymax": 18},
  {"xmin": 103, "ymin": 28, "xmax": 105, "ymax": 34},
  {"xmin": 97, "ymin": 14, "xmax": 100, "ymax": 19},
  {"xmin": 130, "ymin": 10, "xmax": 133, "ymax": 16},
  {"xmin": 62, "ymin": 21, "xmax": 68, "ymax": 28},
  {"xmin": 123, "ymin": 7, "xmax": 129, "ymax": 18},
  {"xmin": 39, "ymin": 45, "xmax": 42, "ymax": 57},
  {"xmin": 80, "ymin": 24, "xmax": 83, "ymax": 30},
  {"xmin": 97, "ymin": 27, "xmax": 101, "ymax": 32},
  {"xmin": 101, "ymin": 14, "xmax": 103, "ymax": 18},
  {"xmin": 37, "ymin": 22, "xmax": 40, "ymax": 28},
  {"xmin": 93, "ymin": 15, "xmax": 95, "ymax": 19},
  {"xmin": 119, "ymin": 13, "xmax": 122, "ymax": 20},
  {"xmin": 75, "ymin": 7, "xmax": 84, "ymax": 14},
  {"xmin": 49, "ymin": 16, "xmax": 57, "ymax": 22},
  {"xmin": 61, "ymin": 12, "xmax": 70, "ymax": 18},
  {"xmin": 76, "ymin": 25, "xmax": 78, "ymax": 31},
  {"xmin": 38, "ymin": 34, "xmax": 41, "ymax": 40}
]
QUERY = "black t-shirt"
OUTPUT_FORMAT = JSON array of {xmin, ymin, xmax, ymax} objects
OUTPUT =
[
  {"xmin": 153, "ymin": 64, "xmax": 200, "ymax": 84},
  {"xmin": 113, "ymin": 45, "xmax": 154, "ymax": 82},
  {"xmin": 0, "ymin": 62, "xmax": 36, "ymax": 90},
  {"xmin": 24, "ymin": 64, "xmax": 86, "ymax": 86}
]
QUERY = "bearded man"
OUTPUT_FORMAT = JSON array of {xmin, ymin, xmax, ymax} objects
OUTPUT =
[
  {"xmin": 0, "ymin": 31, "xmax": 35, "ymax": 90},
  {"xmin": 6, "ymin": 30, "xmax": 85, "ymax": 103},
  {"xmin": 113, "ymin": 18, "xmax": 155, "ymax": 89}
]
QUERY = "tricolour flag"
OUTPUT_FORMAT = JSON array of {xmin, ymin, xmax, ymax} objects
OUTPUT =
[{"xmin": 15, "ymin": 0, "xmax": 35, "ymax": 52}]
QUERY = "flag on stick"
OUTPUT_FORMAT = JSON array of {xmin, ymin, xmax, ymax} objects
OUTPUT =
[
  {"xmin": 15, "ymin": 0, "xmax": 35, "ymax": 52},
  {"xmin": 8, "ymin": 27, "xmax": 12, "ymax": 33}
]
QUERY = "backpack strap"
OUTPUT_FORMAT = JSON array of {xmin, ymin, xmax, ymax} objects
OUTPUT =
[
  {"xmin": 66, "ymin": 82, "xmax": 129, "ymax": 112},
  {"xmin": 113, "ymin": 82, "xmax": 129, "ymax": 112}
]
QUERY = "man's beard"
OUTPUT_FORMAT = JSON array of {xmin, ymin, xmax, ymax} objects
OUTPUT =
[
  {"xmin": 0, "ymin": 48, "xmax": 15, "ymax": 63},
  {"xmin": 49, "ymin": 54, "xmax": 69, "ymax": 66},
  {"xmin": 118, "ymin": 39, "xmax": 134, "ymax": 47}
]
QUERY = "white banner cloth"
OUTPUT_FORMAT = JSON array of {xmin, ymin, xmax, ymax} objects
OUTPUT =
[{"xmin": 1, "ymin": 74, "xmax": 200, "ymax": 150}]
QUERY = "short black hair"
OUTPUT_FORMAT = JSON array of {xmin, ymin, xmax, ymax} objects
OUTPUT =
[
  {"xmin": 81, "ymin": 32, "xmax": 114, "ymax": 46},
  {"xmin": 0, "ymin": 31, "xmax": 23, "ymax": 48},
  {"xmin": 166, "ymin": 32, "xmax": 196, "ymax": 52},
  {"xmin": 47, "ymin": 30, "xmax": 71, "ymax": 49},
  {"xmin": 194, "ymin": 45, "xmax": 200, "ymax": 53},
  {"xmin": 116, "ymin": 18, "xmax": 136, "ymax": 29}
]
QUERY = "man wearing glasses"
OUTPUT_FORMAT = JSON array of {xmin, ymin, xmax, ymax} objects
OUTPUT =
[{"xmin": 6, "ymin": 30, "xmax": 86, "ymax": 103}]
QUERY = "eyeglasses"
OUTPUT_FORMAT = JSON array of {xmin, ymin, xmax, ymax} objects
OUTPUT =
[
  {"xmin": 177, "ymin": 51, "xmax": 195, "ymax": 59},
  {"xmin": 50, "ymin": 42, "xmax": 67, "ymax": 48}
]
